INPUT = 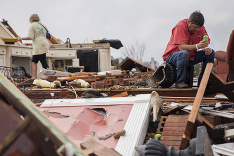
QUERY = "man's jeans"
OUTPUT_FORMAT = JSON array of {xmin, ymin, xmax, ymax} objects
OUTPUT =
[{"xmin": 165, "ymin": 49, "xmax": 215, "ymax": 85}]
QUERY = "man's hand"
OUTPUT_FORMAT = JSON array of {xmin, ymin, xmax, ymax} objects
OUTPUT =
[
  {"xmin": 204, "ymin": 48, "xmax": 211, "ymax": 55},
  {"xmin": 178, "ymin": 40, "xmax": 209, "ymax": 52},
  {"xmin": 197, "ymin": 40, "xmax": 208, "ymax": 49}
]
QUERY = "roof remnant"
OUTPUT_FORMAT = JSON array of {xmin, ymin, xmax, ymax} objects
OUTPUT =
[{"xmin": 120, "ymin": 57, "xmax": 155, "ymax": 72}]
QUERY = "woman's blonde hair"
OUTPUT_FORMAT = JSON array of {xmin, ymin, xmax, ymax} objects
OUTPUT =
[{"xmin": 29, "ymin": 14, "xmax": 40, "ymax": 23}]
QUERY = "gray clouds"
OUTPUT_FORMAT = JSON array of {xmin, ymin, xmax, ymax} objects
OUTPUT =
[{"xmin": 1, "ymin": 0, "xmax": 234, "ymax": 64}]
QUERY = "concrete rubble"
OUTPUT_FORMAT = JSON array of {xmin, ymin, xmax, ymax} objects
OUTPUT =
[{"xmin": 1, "ymin": 19, "xmax": 234, "ymax": 156}]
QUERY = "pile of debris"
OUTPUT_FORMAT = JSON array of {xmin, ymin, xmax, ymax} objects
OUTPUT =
[{"xmin": 1, "ymin": 61, "xmax": 234, "ymax": 155}]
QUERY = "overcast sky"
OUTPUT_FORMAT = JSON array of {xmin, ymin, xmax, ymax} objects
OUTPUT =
[{"xmin": 1, "ymin": 0, "xmax": 234, "ymax": 64}]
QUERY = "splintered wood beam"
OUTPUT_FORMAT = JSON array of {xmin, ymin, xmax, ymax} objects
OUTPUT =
[
  {"xmin": 205, "ymin": 71, "xmax": 234, "ymax": 102},
  {"xmin": 57, "ymin": 73, "xmax": 129, "ymax": 82},
  {"xmin": 80, "ymin": 139, "xmax": 121, "ymax": 156},
  {"xmin": 197, "ymin": 113, "xmax": 214, "ymax": 129},
  {"xmin": 114, "ymin": 130, "xmax": 126, "ymax": 139},
  {"xmin": 180, "ymin": 63, "xmax": 213, "ymax": 149},
  {"xmin": 0, "ymin": 72, "xmax": 86, "ymax": 156},
  {"xmin": 93, "ymin": 40, "xmax": 100, "ymax": 43},
  {"xmin": 0, "ymin": 116, "xmax": 30, "ymax": 155}
]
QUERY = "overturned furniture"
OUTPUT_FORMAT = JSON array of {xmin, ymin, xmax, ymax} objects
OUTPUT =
[{"xmin": 214, "ymin": 29, "xmax": 234, "ymax": 82}]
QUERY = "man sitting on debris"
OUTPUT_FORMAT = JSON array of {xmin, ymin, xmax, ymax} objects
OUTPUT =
[{"xmin": 162, "ymin": 10, "xmax": 215, "ymax": 88}]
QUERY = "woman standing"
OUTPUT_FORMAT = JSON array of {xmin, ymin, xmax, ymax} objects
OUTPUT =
[{"xmin": 16, "ymin": 14, "xmax": 49, "ymax": 78}]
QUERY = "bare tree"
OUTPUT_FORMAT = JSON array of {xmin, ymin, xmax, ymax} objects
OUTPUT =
[{"xmin": 121, "ymin": 39, "xmax": 146, "ymax": 61}]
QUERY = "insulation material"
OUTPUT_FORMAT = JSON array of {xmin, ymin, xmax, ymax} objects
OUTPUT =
[
  {"xmin": 74, "ymin": 79, "xmax": 90, "ymax": 88},
  {"xmin": 33, "ymin": 79, "xmax": 55, "ymax": 88}
]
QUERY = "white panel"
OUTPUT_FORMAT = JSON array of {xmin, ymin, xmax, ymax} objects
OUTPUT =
[
  {"xmin": 115, "ymin": 101, "xmax": 150, "ymax": 156},
  {"xmin": 11, "ymin": 48, "xmax": 22, "ymax": 55},
  {"xmin": 48, "ymin": 50, "xmax": 76, "ymax": 58},
  {"xmin": 46, "ymin": 51, "xmax": 54, "ymax": 57},
  {"xmin": 98, "ymin": 49, "xmax": 111, "ymax": 72},
  {"xmin": 72, "ymin": 59, "xmax": 80, "ymax": 66},
  {"xmin": 21, "ymin": 49, "xmax": 32, "ymax": 56},
  {"xmin": 0, "ymin": 57, "xmax": 4, "ymax": 66},
  {"xmin": 0, "ymin": 47, "xmax": 6, "ymax": 55},
  {"xmin": 41, "ymin": 94, "xmax": 151, "ymax": 107}
]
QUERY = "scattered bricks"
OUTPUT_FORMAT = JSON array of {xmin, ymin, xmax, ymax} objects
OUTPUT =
[
  {"xmin": 82, "ymin": 78, "xmax": 97, "ymax": 83},
  {"xmin": 96, "ymin": 81, "xmax": 105, "ymax": 89},
  {"xmin": 118, "ymin": 78, "xmax": 124, "ymax": 85},
  {"xmin": 112, "ymin": 79, "xmax": 119, "ymax": 85},
  {"xmin": 92, "ymin": 79, "xmax": 114, "ymax": 89},
  {"xmin": 91, "ymin": 82, "xmax": 97, "ymax": 89},
  {"xmin": 123, "ymin": 78, "xmax": 136, "ymax": 86},
  {"xmin": 105, "ymin": 79, "xmax": 113, "ymax": 86},
  {"xmin": 160, "ymin": 115, "xmax": 189, "ymax": 151},
  {"xmin": 156, "ymin": 116, "xmax": 168, "ymax": 134}
]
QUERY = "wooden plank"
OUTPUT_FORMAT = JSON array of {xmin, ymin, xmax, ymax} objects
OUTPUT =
[
  {"xmin": 95, "ymin": 147, "xmax": 121, "ymax": 156},
  {"xmin": 164, "ymin": 123, "xmax": 187, "ymax": 127},
  {"xmin": 181, "ymin": 63, "xmax": 213, "ymax": 149},
  {"xmin": 4, "ymin": 149, "xmax": 25, "ymax": 156},
  {"xmin": 162, "ymin": 131, "xmax": 184, "ymax": 136},
  {"xmin": 93, "ymin": 40, "xmax": 100, "ymax": 43},
  {"xmin": 80, "ymin": 139, "xmax": 105, "ymax": 155},
  {"xmin": 114, "ymin": 130, "xmax": 126, "ymax": 139},
  {"xmin": 23, "ymin": 87, "xmax": 201, "ymax": 100},
  {"xmin": 80, "ymin": 139, "xmax": 121, "ymax": 156},
  {"xmin": 161, "ymin": 136, "xmax": 183, "ymax": 141},
  {"xmin": 163, "ymin": 127, "xmax": 186, "ymax": 132},
  {"xmin": 0, "ymin": 116, "xmax": 30, "ymax": 155},
  {"xmin": 25, "ymin": 122, "xmax": 59, "ymax": 156},
  {"xmin": 197, "ymin": 113, "xmax": 214, "ymax": 129},
  {"xmin": 57, "ymin": 73, "xmax": 129, "ymax": 82},
  {"xmin": 165, "ymin": 117, "xmax": 188, "ymax": 123}
]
